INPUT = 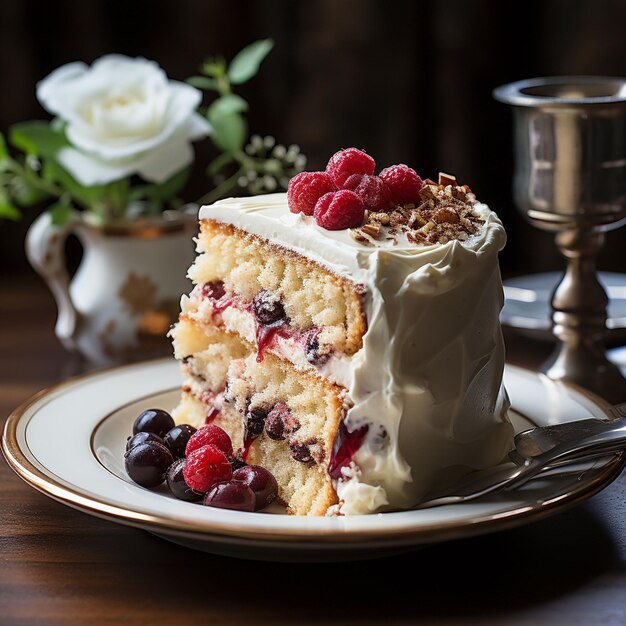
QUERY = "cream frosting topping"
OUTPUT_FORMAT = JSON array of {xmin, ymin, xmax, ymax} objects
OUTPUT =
[{"xmin": 199, "ymin": 193, "xmax": 513, "ymax": 514}]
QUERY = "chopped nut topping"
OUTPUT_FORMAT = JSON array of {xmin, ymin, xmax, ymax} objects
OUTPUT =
[
  {"xmin": 408, "ymin": 211, "xmax": 426, "ymax": 229},
  {"xmin": 348, "ymin": 172, "xmax": 483, "ymax": 247},
  {"xmin": 349, "ymin": 229, "xmax": 371, "ymax": 244},
  {"xmin": 361, "ymin": 222, "xmax": 381, "ymax": 239},
  {"xmin": 369, "ymin": 212, "xmax": 390, "ymax": 225},
  {"xmin": 438, "ymin": 172, "xmax": 457, "ymax": 186},
  {"xmin": 452, "ymin": 187, "xmax": 468, "ymax": 201},
  {"xmin": 433, "ymin": 207, "xmax": 460, "ymax": 224}
]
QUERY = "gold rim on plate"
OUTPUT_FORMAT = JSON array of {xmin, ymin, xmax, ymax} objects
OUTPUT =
[{"xmin": 2, "ymin": 360, "xmax": 625, "ymax": 546}]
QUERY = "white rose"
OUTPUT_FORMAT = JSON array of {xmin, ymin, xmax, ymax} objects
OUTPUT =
[{"xmin": 36, "ymin": 54, "xmax": 211, "ymax": 186}]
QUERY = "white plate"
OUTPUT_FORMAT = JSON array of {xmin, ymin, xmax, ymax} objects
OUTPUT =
[
  {"xmin": 502, "ymin": 271, "xmax": 626, "ymax": 343},
  {"xmin": 3, "ymin": 359, "xmax": 624, "ymax": 562}
]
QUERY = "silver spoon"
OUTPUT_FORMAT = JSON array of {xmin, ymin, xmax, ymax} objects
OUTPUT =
[
  {"xmin": 514, "ymin": 402, "xmax": 626, "ymax": 460},
  {"xmin": 418, "ymin": 405, "xmax": 626, "ymax": 508}
]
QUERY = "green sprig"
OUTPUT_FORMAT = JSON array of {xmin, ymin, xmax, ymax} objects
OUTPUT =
[{"xmin": 189, "ymin": 39, "xmax": 306, "ymax": 204}]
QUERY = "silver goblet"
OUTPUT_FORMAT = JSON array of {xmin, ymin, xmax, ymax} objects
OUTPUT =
[{"xmin": 494, "ymin": 76, "xmax": 626, "ymax": 404}]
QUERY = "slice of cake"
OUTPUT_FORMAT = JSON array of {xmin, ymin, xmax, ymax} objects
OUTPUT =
[{"xmin": 171, "ymin": 148, "xmax": 513, "ymax": 516}]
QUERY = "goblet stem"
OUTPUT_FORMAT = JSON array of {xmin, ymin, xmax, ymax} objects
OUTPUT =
[{"xmin": 543, "ymin": 228, "xmax": 626, "ymax": 403}]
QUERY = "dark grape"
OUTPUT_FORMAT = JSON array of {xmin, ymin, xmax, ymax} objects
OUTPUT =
[
  {"xmin": 132, "ymin": 409, "xmax": 175, "ymax": 438},
  {"xmin": 246, "ymin": 406, "xmax": 269, "ymax": 438},
  {"xmin": 290, "ymin": 442, "xmax": 314, "ymax": 464},
  {"xmin": 163, "ymin": 424, "xmax": 196, "ymax": 458},
  {"xmin": 264, "ymin": 403, "xmax": 299, "ymax": 441},
  {"xmin": 126, "ymin": 431, "xmax": 164, "ymax": 451},
  {"xmin": 124, "ymin": 442, "xmax": 174, "ymax": 488},
  {"xmin": 232, "ymin": 465, "xmax": 278, "ymax": 510},
  {"xmin": 165, "ymin": 459, "xmax": 202, "ymax": 502},
  {"xmin": 203, "ymin": 481, "xmax": 256, "ymax": 512},
  {"xmin": 252, "ymin": 291, "xmax": 286, "ymax": 325}
]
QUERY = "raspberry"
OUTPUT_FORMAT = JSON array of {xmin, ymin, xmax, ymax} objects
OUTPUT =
[
  {"xmin": 379, "ymin": 164, "xmax": 423, "ymax": 204},
  {"xmin": 343, "ymin": 174, "xmax": 393, "ymax": 212},
  {"xmin": 287, "ymin": 171, "xmax": 336, "ymax": 216},
  {"xmin": 185, "ymin": 424, "xmax": 233, "ymax": 458},
  {"xmin": 183, "ymin": 444, "xmax": 233, "ymax": 492},
  {"xmin": 314, "ymin": 190, "xmax": 365, "ymax": 230},
  {"xmin": 326, "ymin": 148, "xmax": 376, "ymax": 188}
]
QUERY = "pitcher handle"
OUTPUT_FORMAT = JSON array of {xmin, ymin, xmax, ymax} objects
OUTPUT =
[{"xmin": 25, "ymin": 211, "xmax": 80, "ymax": 350}]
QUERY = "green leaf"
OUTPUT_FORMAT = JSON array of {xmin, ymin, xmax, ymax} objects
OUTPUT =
[
  {"xmin": 149, "ymin": 166, "xmax": 191, "ymax": 202},
  {"xmin": 208, "ymin": 109, "xmax": 247, "ymax": 152},
  {"xmin": 49, "ymin": 200, "xmax": 73, "ymax": 226},
  {"xmin": 202, "ymin": 58, "xmax": 227, "ymax": 78},
  {"xmin": 128, "ymin": 185, "xmax": 151, "ymax": 202},
  {"xmin": 9, "ymin": 121, "xmax": 68, "ymax": 157},
  {"xmin": 0, "ymin": 198, "xmax": 21, "ymax": 220},
  {"xmin": 42, "ymin": 160, "xmax": 107, "ymax": 206},
  {"xmin": 227, "ymin": 39, "xmax": 274, "ymax": 85},
  {"xmin": 187, "ymin": 76, "xmax": 218, "ymax": 90},
  {"xmin": 207, "ymin": 151, "xmax": 236, "ymax": 177},
  {"xmin": 10, "ymin": 176, "xmax": 50, "ymax": 206},
  {"xmin": 0, "ymin": 132, "xmax": 8, "ymax": 162},
  {"xmin": 207, "ymin": 94, "xmax": 248, "ymax": 118}
]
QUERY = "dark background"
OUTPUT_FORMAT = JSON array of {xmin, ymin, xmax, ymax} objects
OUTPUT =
[{"xmin": 1, "ymin": 0, "xmax": 626, "ymax": 280}]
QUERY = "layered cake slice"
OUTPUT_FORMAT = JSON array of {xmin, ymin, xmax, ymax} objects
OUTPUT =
[{"xmin": 171, "ymin": 148, "xmax": 513, "ymax": 515}]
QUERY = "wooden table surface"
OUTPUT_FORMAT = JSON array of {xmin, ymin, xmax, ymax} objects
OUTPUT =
[{"xmin": 1, "ymin": 274, "xmax": 625, "ymax": 626}]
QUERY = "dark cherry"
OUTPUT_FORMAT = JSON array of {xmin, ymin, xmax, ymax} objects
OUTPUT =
[
  {"xmin": 163, "ymin": 424, "xmax": 197, "ymax": 458},
  {"xmin": 229, "ymin": 458, "xmax": 248, "ymax": 471},
  {"xmin": 246, "ymin": 406, "xmax": 269, "ymax": 438},
  {"xmin": 124, "ymin": 442, "xmax": 174, "ymax": 488},
  {"xmin": 233, "ymin": 465, "xmax": 278, "ymax": 510},
  {"xmin": 265, "ymin": 403, "xmax": 300, "ymax": 441},
  {"xmin": 252, "ymin": 290, "xmax": 286, "ymax": 326},
  {"xmin": 289, "ymin": 441, "xmax": 315, "ymax": 464},
  {"xmin": 132, "ymin": 409, "xmax": 175, "ymax": 438},
  {"xmin": 201, "ymin": 280, "xmax": 226, "ymax": 300},
  {"xmin": 165, "ymin": 458, "xmax": 202, "ymax": 502},
  {"xmin": 126, "ymin": 431, "xmax": 164, "ymax": 451},
  {"xmin": 203, "ymin": 480, "xmax": 256, "ymax": 512}
]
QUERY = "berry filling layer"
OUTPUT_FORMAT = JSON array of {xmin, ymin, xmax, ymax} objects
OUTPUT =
[{"xmin": 186, "ymin": 282, "xmax": 352, "ymax": 386}]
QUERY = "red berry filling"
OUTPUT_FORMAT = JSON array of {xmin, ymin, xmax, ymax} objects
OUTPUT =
[
  {"xmin": 287, "ymin": 171, "xmax": 336, "ymax": 215},
  {"xmin": 183, "ymin": 444, "xmax": 232, "ymax": 492},
  {"xmin": 328, "ymin": 421, "xmax": 369, "ymax": 479},
  {"xmin": 186, "ymin": 424, "xmax": 233, "ymax": 458},
  {"xmin": 314, "ymin": 190, "xmax": 365, "ymax": 230},
  {"xmin": 379, "ymin": 164, "xmax": 423, "ymax": 204},
  {"xmin": 326, "ymin": 148, "xmax": 376, "ymax": 188}
]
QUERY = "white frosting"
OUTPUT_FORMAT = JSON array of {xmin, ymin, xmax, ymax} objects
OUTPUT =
[{"xmin": 199, "ymin": 193, "xmax": 513, "ymax": 514}]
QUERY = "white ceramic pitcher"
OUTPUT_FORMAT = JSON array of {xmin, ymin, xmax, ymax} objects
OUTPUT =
[{"xmin": 26, "ymin": 210, "xmax": 196, "ymax": 365}]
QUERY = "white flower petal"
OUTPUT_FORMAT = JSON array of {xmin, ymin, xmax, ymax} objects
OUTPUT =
[
  {"xmin": 65, "ymin": 80, "xmax": 202, "ymax": 160},
  {"xmin": 36, "ymin": 61, "xmax": 88, "ymax": 117},
  {"xmin": 187, "ymin": 112, "xmax": 212, "ymax": 139},
  {"xmin": 56, "ymin": 147, "xmax": 136, "ymax": 186},
  {"xmin": 134, "ymin": 132, "xmax": 195, "ymax": 183},
  {"xmin": 37, "ymin": 54, "xmax": 209, "ymax": 184}
]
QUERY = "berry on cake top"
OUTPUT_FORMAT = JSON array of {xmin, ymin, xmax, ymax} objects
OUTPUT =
[{"xmin": 287, "ymin": 147, "xmax": 482, "ymax": 245}]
